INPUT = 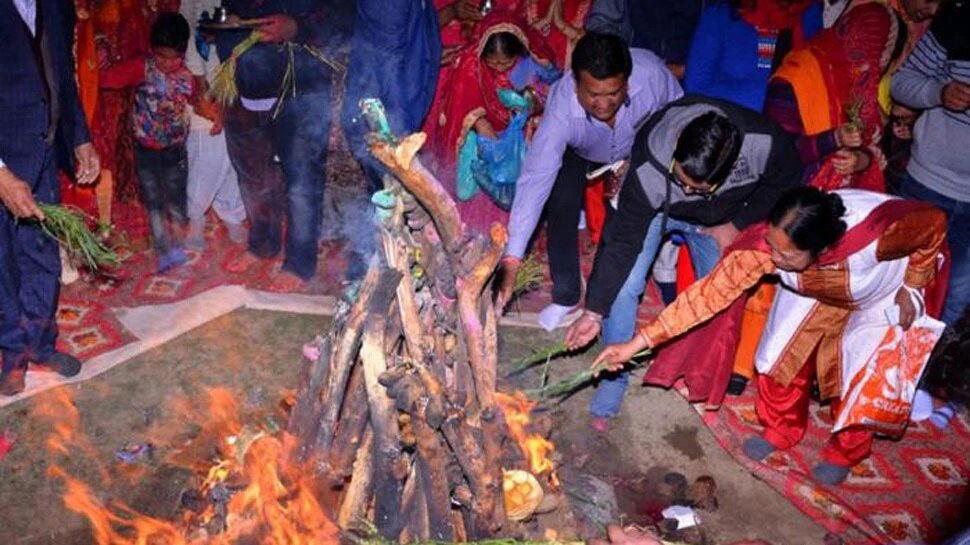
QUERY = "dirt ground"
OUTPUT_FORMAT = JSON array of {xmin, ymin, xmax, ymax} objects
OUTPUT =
[{"xmin": 0, "ymin": 309, "xmax": 826, "ymax": 544}]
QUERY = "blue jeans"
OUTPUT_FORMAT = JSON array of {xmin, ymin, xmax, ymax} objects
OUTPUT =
[
  {"xmin": 275, "ymin": 91, "xmax": 333, "ymax": 280},
  {"xmin": 225, "ymin": 91, "xmax": 332, "ymax": 280},
  {"xmin": 898, "ymin": 174, "xmax": 970, "ymax": 325},
  {"xmin": 590, "ymin": 216, "xmax": 722, "ymax": 417}
]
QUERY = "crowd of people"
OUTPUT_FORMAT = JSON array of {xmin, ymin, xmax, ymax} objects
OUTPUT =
[{"xmin": 1, "ymin": 0, "xmax": 968, "ymax": 506}]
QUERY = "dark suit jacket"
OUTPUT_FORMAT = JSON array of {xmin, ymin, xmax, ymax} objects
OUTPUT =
[{"xmin": 0, "ymin": 0, "xmax": 90, "ymax": 184}]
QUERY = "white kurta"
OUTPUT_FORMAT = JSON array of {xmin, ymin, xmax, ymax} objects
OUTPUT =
[{"xmin": 755, "ymin": 190, "xmax": 910, "ymax": 396}]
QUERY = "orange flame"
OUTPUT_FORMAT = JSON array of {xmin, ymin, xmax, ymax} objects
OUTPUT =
[
  {"xmin": 43, "ymin": 387, "xmax": 338, "ymax": 545},
  {"xmin": 495, "ymin": 391, "xmax": 556, "ymax": 476}
]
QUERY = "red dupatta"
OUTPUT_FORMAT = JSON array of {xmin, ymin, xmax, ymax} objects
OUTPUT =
[
  {"xmin": 772, "ymin": 2, "xmax": 898, "ymax": 192},
  {"xmin": 643, "ymin": 198, "xmax": 946, "ymax": 409}
]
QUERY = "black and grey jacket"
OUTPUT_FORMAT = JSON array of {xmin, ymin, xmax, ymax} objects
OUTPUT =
[{"xmin": 585, "ymin": 95, "xmax": 803, "ymax": 316}]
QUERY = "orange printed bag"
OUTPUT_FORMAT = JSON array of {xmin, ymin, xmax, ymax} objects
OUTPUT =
[{"xmin": 834, "ymin": 316, "xmax": 946, "ymax": 436}]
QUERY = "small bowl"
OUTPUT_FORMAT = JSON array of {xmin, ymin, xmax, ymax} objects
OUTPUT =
[{"xmin": 503, "ymin": 469, "xmax": 544, "ymax": 521}]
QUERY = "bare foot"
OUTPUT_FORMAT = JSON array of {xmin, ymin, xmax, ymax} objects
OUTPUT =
[
  {"xmin": 225, "ymin": 251, "xmax": 261, "ymax": 274},
  {"xmin": 268, "ymin": 270, "xmax": 307, "ymax": 293}
]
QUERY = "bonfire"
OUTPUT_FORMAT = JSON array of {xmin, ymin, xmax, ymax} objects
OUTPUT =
[{"xmin": 41, "ymin": 101, "xmax": 570, "ymax": 545}]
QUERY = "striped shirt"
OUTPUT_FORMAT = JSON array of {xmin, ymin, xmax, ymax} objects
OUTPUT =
[{"xmin": 891, "ymin": 21, "xmax": 970, "ymax": 202}]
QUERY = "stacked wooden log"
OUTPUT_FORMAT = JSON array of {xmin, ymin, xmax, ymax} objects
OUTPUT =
[{"xmin": 286, "ymin": 131, "xmax": 509, "ymax": 542}]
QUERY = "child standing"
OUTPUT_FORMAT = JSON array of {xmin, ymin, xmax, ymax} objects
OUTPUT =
[
  {"xmin": 101, "ymin": 13, "xmax": 194, "ymax": 273},
  {"xmin": 180, "ymin": 0, "xmax": 247, "ymax": 250}
]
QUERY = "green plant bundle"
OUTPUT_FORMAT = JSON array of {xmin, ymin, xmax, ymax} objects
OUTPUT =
[
  {"xmin": 208, "ymin": 31, "xmax": 263, "ymax": 106},
  {"xmin": 845, "ymin": 98, "xmax": 865, "ymax": 133},
  {"xmin": 505, "ymin": 340, "xmax": 569, "ymax": 377},
  {"xmin": 37, "ymin": 204, "xmax": 121, "ymax": 270},
  {"xmin": 512, "ymin": 253, "xmax": 544, "ymax": 299},
  {"xmin": 525, "ymin": 349, "xmax": 652, "ymax": 400}
]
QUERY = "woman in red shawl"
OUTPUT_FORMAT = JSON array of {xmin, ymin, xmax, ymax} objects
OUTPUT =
[
  {"xmin": 764, "ymin": 1, "xmax": 904, "ymax": 192},
  {"xmin": 424, "ymin": 10, "xmax": 560, "ymax": 233}
]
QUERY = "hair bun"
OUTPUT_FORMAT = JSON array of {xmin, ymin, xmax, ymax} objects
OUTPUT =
[{"xmin": 827, "ymin": 193, "xmax": 846, "ymax": 219}]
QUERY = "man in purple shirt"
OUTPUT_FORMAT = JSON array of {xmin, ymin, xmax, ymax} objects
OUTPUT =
[{"xmin": 495, "ymin": 32, "xmax": 682, "ymax": 330}]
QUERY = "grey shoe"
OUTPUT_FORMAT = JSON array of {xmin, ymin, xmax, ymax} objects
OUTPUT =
[
  {"xmin": 811, "ymin": 461, "xmax": 851, "ymax": 485},
  {"xmin": 742, "ymin": 436, "xmax": 777, "ymax": 461}
]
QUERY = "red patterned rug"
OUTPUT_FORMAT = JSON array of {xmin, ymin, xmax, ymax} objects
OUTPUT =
[{"xmin": 697, "ymin": 383, "xmax": 970, "ymax": 544}]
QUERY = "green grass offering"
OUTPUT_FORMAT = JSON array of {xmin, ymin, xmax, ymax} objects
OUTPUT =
[
  {"xmin": 37, "ymin": 204, "xmax": 121, "ymax": 270},
  {"xmin": 505, "ymin": 340, "xmax": 569, "ymax": 377},
  {"xmin": 845, "ymin": 98, "xmax": 865, "ymax": 134},
  {"xmin": 512, "ymin": 253, "xmax": 544, "ymax": 299},
  {"xmin": 208, "ymin": 31, "xmax": 263, "ymax": 107},
  {"xmin": 525, "ymin": 348, "xmax": 652, "ymax": 400}
]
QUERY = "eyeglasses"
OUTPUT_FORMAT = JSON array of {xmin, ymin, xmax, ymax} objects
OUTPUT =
[{"xmin": 668, "ymin": 160, "xmax": 723, "ymax": 198}]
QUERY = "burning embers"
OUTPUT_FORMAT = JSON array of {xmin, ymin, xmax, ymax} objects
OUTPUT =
[
  {"xmin": 44, "ymin": 388, "xmax": 339, "ymax": 544},
  {"xmin": 40, "ymin": 385, "xmax": 561, "ymax": 544}
]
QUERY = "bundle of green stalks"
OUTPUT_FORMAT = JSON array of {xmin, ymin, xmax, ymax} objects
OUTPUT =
[
  {"xmin": 208, "ymin": 31, "xmax": 263, "ymax": 106},
  {"xmin": 208, "ymin": 32, "xmax": 345, "ymax": 110},
  {"xmin": 845, "ymin": 98, "xmax": 865, "ymax": 134},
  {"xmin": 37, "ymin": 204, "xmax": 121, "ymax": 270},
  {"xmin": 512, "ymin": 253, "xmax": 544, "ymax": 299},
  {"xmin": 505, "ymin": 340, "xmax": 569, "ymax": 377},
  {"xmin": 523, "ymin": 347, "xmax": 652, "ymax": 400}
]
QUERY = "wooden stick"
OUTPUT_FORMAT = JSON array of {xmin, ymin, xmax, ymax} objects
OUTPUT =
[
  {"xmin": 337, "ymin": 425, "xmax": 374, "ymax": 529},
  {"xmin": 379, "ymin": 224, "xmax": 432, "ymax": 366},
  {"xmin": 479, "ymin": 298, "xmax": 507, "ymax": 529},
  {"xmin": 327, "ymin": 362, "xmax": 371, "ymax": 483},
  {"xmin": 411, "ymin": 400, "xmax": 455, "ymax": 541},
  {"xmin": 311, "ymin": 263, "xmax": 383, "ymax": 462},
  {"xmin": 479, "ymin": 405, "xmax": 507, "ymax": 532},
  {"xmin": 456, "ymin": 223, "xmax": 507, "ymax": 409},
  {"xmin": 368, "ymin": 134, "xmax": 465, "ymax": 254},
  {"xmin": 440, "ymin": 411, "xmax": 499, "ymax": 538},
  {"xmin": 360, "ymin": 268, "xmax": 407, "ymax": 539},
  {"xmin": 287, "ymin": 336, "xmax": 332, "ymax": 459},
  {"xmin": 399, "ymin": 459, "xmax": 430, "ymax": 543}
]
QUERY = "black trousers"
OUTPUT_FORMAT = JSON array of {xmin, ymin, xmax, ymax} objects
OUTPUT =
[{"xmin": 544, "ymin": 148, "xmax": 601, "ymax": 307}]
